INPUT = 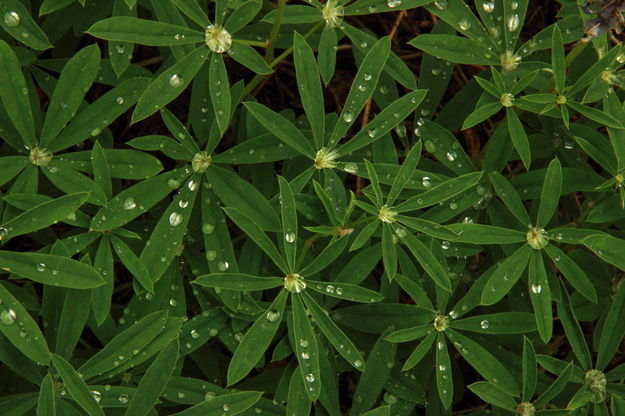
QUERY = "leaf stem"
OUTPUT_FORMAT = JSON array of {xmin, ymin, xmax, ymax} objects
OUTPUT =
[{"xmin": 265, "ymin": 0, "xmax": 287, "ymax": 61}]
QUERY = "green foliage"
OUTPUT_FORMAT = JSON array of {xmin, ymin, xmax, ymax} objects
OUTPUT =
[{"xmin": 0, "ymin": 0, "xmax": 624, "ymax": 415}]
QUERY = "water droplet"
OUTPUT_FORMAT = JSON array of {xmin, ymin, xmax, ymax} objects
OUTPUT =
[
  {"xmin": 218, "ymin": 261, "xmax": 229, "ymax": 271},
  {"xmin": 0, "ymin": 309, "xmax": 16, "ymax": 325},
  {"xmin": 36, "ymin": 263, "xmax": 46, "ymax": 272},
  {"xmin": 223, "ymin": 404, "xmax": 230, "ymax": 412},
  {"xmin": 424, "ymin": 140, "xmax": 437, "ymax": 153},
  {"xmin": 206, "ymin": 250, "xmax": 217, "ymax": 261},
  {"xmin": 343, "ymin": 111, "xmax": 354, "ymax": 123},
  {"xmin": 336, "ymin": 287, "xmax": 343, "ymax": 295},
  {"xmin": 458, "ymin": 19, "xmax": 472, "ymax": 31},
  {"xmin": 300, "ymin": 338, "xmax": 309, "ymax": 347},
  {"xmin": 123, "ymin": 197, "xmax": 136, "ymax": 210},
  {"xmin": 364, "ymin": 73, "xmax": 372, "ymax": 81},
  {"xmin": 169, "ymin": 74, "xmax": 184, "ymax": 88},
  {"xmin": 115, "ymin": 96, "xmax": 124, "ymax": 105},
  {"xmin": 187, "ymin": 180, "xmax": 199, "ymax": 191},
  {"xmin": 169, "ymin": 212, "xmax": 183, "ymax": 227},
  {"xmin": 422, "ymin": 176, "xmax": 432, "ymax": 188},
  {"xmin": 190, "ymin": 329, "xmax": 200, "ymax": 339},
  {"xmin": 449, "ymin": 201, "xmax": 458, "ymax": 210},
  {"xmin": 266, "ymin": 309, "xmax": 280, "ymax": 322},
  {"xmin": 0, "ymin": 227, "xmax": 8, "ymax": 240},
  {"xmin": 507, "ymin": 14, "xmax": 520, "ymax": 32},
  {"xmin": 202, "ymin": 224, "xmax": 215, "ymax": 234},
  {"xmin": 446, "ymin": 151, "xmax": 457, "ymax": 161},
  {"xmin": 367, "ymin": 128, "xmax": 377, "ymax": 138},
  {"xmin": 326, "ymin": 285, "xmax": 335, "ymax": 294},
  {"xmin": 482, "ymin": 1, "xmax": 495, "ymax": 12},
  {"xmin": 3, "ymin": 11, "xmax": 20, "ymax": 27},
  {"xmin": 178, "ymin": 200, "xmax": 189, "ymax": 208},
  {"xmin": 305, "ymin": 373, "xmax": 315, "ymax": 382},
  {"xmin": 91, "ymin": 390, "xmax": 101, "ymax": 403},
  {"xmin": 118, "ymin": 394, "xmax": 129, "ymax": 404},
  {"xmin": 169, "ymin": 298, "xmax": 178, "ymax": 307},
  {"xmin": 387, "ymin": 0, "xmax": 401, "ymax": 7},
  {"xmin": 531, "ymin": 284, "xmax": 542, "ymax": 294},
  {"xmin": 433, "ymin": 0, "xmax": 447, "ymax": 10},
  {"xmin": 480, "ymin": 320, "xmax": 489, "ymax": 329},
  {"xmin": 439, "ymin": 364, "xmax": 446, "ymax": 371},
  {"xmin": 285, "ymin": 233, "xmax": 295, "ymax": 243},
  {"xmin": 301, "ymin": 352, "xmax": 310, "ymax": 359},
  {"xmin": 354, "ymin": 360, "xmax": 363, "ymax": 368},
  {"xmin": 441, "ymin": 241, "xmax": 450, "ymax": 250},
  {"xmin": 431, "ymin": 68, "xmax": 441, "ymax": 76}
]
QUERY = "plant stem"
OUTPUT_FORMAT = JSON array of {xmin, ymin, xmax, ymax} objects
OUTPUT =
[{"xmin": 265, "ymin": 0, "xmax": 287, "ymax": 61}]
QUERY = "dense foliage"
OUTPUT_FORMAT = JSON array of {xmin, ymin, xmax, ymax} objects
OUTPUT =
[{"xmin": 0, "ymin": 0, "xmax": 624, "ymax": 414}]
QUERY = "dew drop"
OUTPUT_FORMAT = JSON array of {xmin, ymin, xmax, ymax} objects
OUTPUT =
[
  {"xmin": 531, "ymin": 284, "xmax": 542, "ymax": 294},
  {"xmin": 118, "ymin": 394, "xmax": 129, "ymax": 404},
  {"xmin": 266, "ymin": 309, "xmax": 280, "ymax": 322},
  {"xmin": 285, "ymin": 233, "xmax": 295, "ymax": 243},
  {"xmin": 306, "ymin": 373, "xmax": 315, "ymax": 382},
  {"xmin": 0, "ymin": 309, "xmax": 16, "ymax": 325},
  {"xmin": 123, "ymin": 197, "xmax": 136, "ymax": 210},
  {"xmin": 3, "ymin": 11, "xmax": 20, "ymax": 27},
  {"xmin": 169, "ymin": 212, "xmax": 183, "ymax": 227},
  {"xmin": 507, "ymin": 14, "xmax": 520, "ymax": 32},
  {"xmin": 343, "ymin": 112, "xmax": 354, "ymax": 123},
  {"xmin": 480, "ymin": 320, "xmax": 489, "ymax": 329},
  {"xmin": 169, "ymin": 74, "xmax": 184, "ymax": 88},
  {"xmin": 202, "ymin": 223, "xmax": 215, "ymax": 234},
  {"xmin": 482, "ymin": 1, "xmax": 495, "ymax": 12},
  {"xmin": 458, "ymin": 19, "xmax": 472, "ymax": 31}
]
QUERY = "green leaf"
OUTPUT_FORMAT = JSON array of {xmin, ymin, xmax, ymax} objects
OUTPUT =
[
  {"xmin": 398, "ymin": 217, "xmax": 458, "ymax": 241},
  {"xmin": 0, "ymin": 0, "xmax": 51, "ymax": 50},
  {"xmin": 382, "ymin": 225, "xmax": 397, "ymax": 280},
  {"xmin": 569, "ymin": 45, "xmax": 622, "ymax": 95},
  {"xmin": 581, "ymin": 234, "xmax": 625, "ymax": 272},
  {"xmin": 397, "ymin": 232, "xmax": 451, "ymax": 292},
  {"xmin": 55, "ymin": 288, "xmax": 91, "ymax": 358},
  {"xmin": 350, "ymin": 331, "xmax": 397, "ymax": 416},
  {"xmin": 227, "ymin": 43, "xmax": 273, "ymax": 74},
  {"xmin": 110, "ymin": 235, "xmax": 154, "ymax": 293},
  {"xmin": 551, "ymin": 25, "xmax": 565, "ymax": 94},
  {"xmin": 52, "ymin": 354, "xmax": 105, "ymax": 416},
  {"xmin": 170, "ymin": 391, "xmax": 262, "ymax": 415},
  {"xmin": 286, "ymin": 367, "xmax": 312, "ymax": 416},
  {"xmin": 133, "ymin": 47, "xmax": 207, "ymax": 123},
  {"xmin": 397, "ymin": 172, "xmax": 482, "ymax": 212},
  {"xmin": 299, "ymin": 235, "xmax": 349, "ymax": 277},
  {"xmin": 567, "ymin": 100, "xmax": 623, "ymax": 128},
  {"xmin": 481, "ymin": 245, "xmax": 532, "ymax": 305},
  {"xmin": 450, "ymin": 312, "xmax": 536, "ymax": 334},
  {"xmin": 91, "ymin": 168, "xmax": 186, "ymax": 231},
  {"xmin": 545, "ymin": 245, "xmax": 596, "ymax": 303},
  {"xmin": 91, "ymin": 236, "xmax": 113, "ymax": 325},
  {"xmin": 336, "ymin": 90, "xmax": 427, "ymax": 156},
  {"xmin": 445, "ymin": 223, "xmax": 525, "ymax": 244},
  {"xmin": 292, "ymin": 294, "xmax": 320, "ymax": 401},
  {"xmin": 91, "ymin": 142, "xmax": 112, "ymax": 199},
  {"xmin": 408, "ymin": 34, "xmax": 498, "ymax": 66},
  {"xmin": 446, "ymin": 329, "xmax": 519, "ymax": 395},
  {"xmin": 36, "ymin": 374, "xmax": 55, "ymax": 416},
  {"xmin": 0, "ymin": 251, "xmax": 104, "ymax": 289},
  {"xmin": 171, "ymin": 0, "xmax": 210, "ymax": 27},
  {"xmin": 193, "ymin": 273, "xmax": 283, "ymax": 290},
  {"xmin": 51, "ymin": 77, "xmax": 151, "ymax": 152},
  {"xmin": 209, "ymin": 53, "xmax": 231, "ymax": 133},
  {"xmin": 533, "ymin": 361, "xmax": 573, "ymax": 408},
  {"xmin": 243, "ymin": 102, "xmax": 316, "ymax": 158},
  {"xmin": 522, "ymin": 336, "xmax": 537, "ymax": 401},
  {"xmin": 278, "ymin": 176, "xmax": 297, "ymax": 272},
  {"xmin": 488, "ymin": 172, "xmax": 532, "ymax": 227},
  {"xmin": 1, "ymin": 192, "xmax": 89, "ymax": 239},
  {"xmin": 78, "ymin": 311, "xmax": 169, "ymax": 380},
  {"xmin": 462, "ymin": 102, "xmax": 501, "ymax": 130},
  {"xmin": 294, "ymin": 32, "xmax": 324, "ymax": 149},
  {"xmin": 42, "ymin": 165, "xmax": 107, "ymax": 206},
  {"xmin": 536, "ymin": 158, "xmax": 562, "ymax": 227},
  {"xmin": 223, "ymin": 207, "xmax": 287, "ymax": 273},
  {"xmin": 528, "ymin": 250, "xmax": 552, "ymax": 343},
  {"xmin": 467, "ymin": 382, "xmax": 517, "ymax": 411},
  {"xmin": 40, "ymin": 44, "xmax": 101, "ymax": 147},
  {"xmin": 507, "ymin": 107, "xmax": 531, "ymax": 170},
  {"xmin": 140, "ymin": 174, "xmax": 200, "ymax": 282},
  {"xmin": 208, "ymin": 165, "xmax": 279, "ymax": 232},
  {"xmin": 87, "ymin": 17, "xmax": 203, "ymax": 45},
  {"xmin": 402, "ymin": 331, "xmax": 435, "ymax": 371},
  {"xmin": 0, "ymin": 40, "xmax": 35, "ymax": 148},
  {"xmin": 124, "ymin": 338, "xmax": 179, "ymax": 416},
  {"xmin": 386, "ymin": 324, "xmax": 431, "ymax": 343},
  {"xmin": 302, "ymin": 291, "xmax": 366, "ymax": 371},
  {"xmin": 227, "ymin": 290, "xmax": 288, "ymax": 385},
  {"xmin": 595, "ymin": 277, "xmax": 625, "ymax": 370},
  {"xmin": 557, "ymin": 285, "xmax": 593, "ymax": 371},
  {"xmin": 306, "ymin": 279, "xmax": 383, "ymax": 303},
  {"xmin": 328, "ymin": 36, "xmax": 391, "ymax": 147},
  {"xmin": 318, "ymin": 25, "xmax": 337, "ymax": 85},
  {"xmin": 435, "ymin": 333, "xmax": 453, "ymax": 409},
  {"xmin": 0, "ymin": 282, "xmax": 49, "ymax": 364},
  {"xmin": 387, "ymin": 143, "xmax": 423, "ymax": 205}
]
